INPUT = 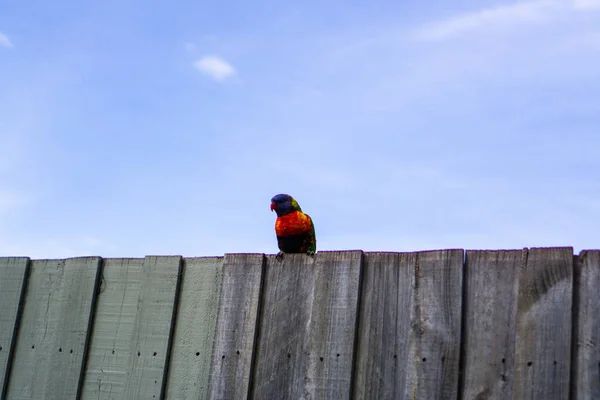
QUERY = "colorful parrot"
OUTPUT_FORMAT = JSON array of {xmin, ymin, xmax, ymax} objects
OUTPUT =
[{"xmin": 270, "ymin": 193, "xmax": 316, "ymax": 259}]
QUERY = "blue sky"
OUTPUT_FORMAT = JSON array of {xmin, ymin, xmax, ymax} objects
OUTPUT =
[{"xmin": 1, "ymin": 0, "xmax": 599, "ymax": 258}]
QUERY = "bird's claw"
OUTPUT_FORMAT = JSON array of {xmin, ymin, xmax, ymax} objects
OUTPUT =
[
  {"xmin": 276, "ymin": 251, "xmax": 285, "ymax": 261},
  {"xmin": 306, "ymin": 250, "xmax": 315, "ymax": 257}
]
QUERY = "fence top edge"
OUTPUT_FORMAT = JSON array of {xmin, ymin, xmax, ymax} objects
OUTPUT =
[{"xmin": 4, "ymin": 247, "xmax": 598, "ymax": 262}]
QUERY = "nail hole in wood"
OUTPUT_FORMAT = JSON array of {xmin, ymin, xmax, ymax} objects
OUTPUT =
[
  {"xmin": 112, "ymin": 350, "xmax": 115, "ymax": 355},
  {"xmin": 70, "ymin": 349, "xmax": 73, "ymax": 354},
  {"xmin": 222, "ymin": 355, "xmax": 225, "ymax": 359},
  {"xmin": 422, "ymin": 358, "xmax": 427, "ymax": 362},
  {"xmin": 153, "ymin": 352, "xmax": 157, "ymax": 356},
  {"xmin": 287, "ymin": 353, "xmax": 291, "ymax": 359},
  {"xmin": 501, "ymin": 358, "xmax": 505, "ymax": 363},
  {"xmin": 59, "ymin": 348, "xmax": 62, "ymax": 352},
  {"xmin": 320, "ymin": 357, "xmax": 324, "ymax": 362},
  {"xmin": 336, "ymin": 354, "xmax": 340, "ymax": 357},
  {"xmin": 237, "ymin": 351, "xmax": 240, "ymax": 355},
  {"xmin": 137, "ymin": 351, "xmax": 141, "ymax": 356},
  {"xmin": 195, "ymin": 352, "xmax": 200, "ymax": 356},
  {"xmin": 527, "ymin": 361, "xmax": 532, "ymax": 367},
  {"xmin": 31, "ymin": 345, "xmax": 35, "ymax": 349}
]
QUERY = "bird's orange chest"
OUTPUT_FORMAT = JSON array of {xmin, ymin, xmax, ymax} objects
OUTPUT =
[{"xmin": 275, "ymin": 211, "xmax": 311, "ymax": 237}]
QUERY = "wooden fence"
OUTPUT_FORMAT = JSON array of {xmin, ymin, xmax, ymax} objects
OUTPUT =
[{"xmin": 0, "ymin": 247, "xmax": 598, "ymax": 399}]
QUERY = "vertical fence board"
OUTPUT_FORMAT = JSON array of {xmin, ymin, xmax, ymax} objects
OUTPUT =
[
  {"xmin": 0, "ymin": 258, "xmax": 30, "ymax": 398},
  {"xmin": 165, "ymin": 257, "xmax": 223, "ymax": 399},
  {"xmin": 5, "ymin": 257, "xmax": 101, "ymax": 400},
  {"xmin": 80, "ymin": 258, "xmax": 144, "ymax": 399},
  {"xmin": 514, "ymin": 247, "xmax": 572, "ymax": 400},
  {"xmin": 252, "ymin": 251, "xmax": 363, "ymax": 399},
  {"xmin": 573, "ymin": 250, "xmax": 600, "ymax": 400},
  {"xmin": 208, "ymin": 253, "xmax": 264, "ymax": 400},
  {"xmin": 405, "ymin": 249, "xmax": 463, "ymax": 400},
  {"xmin": 461, "ymin": 250, "xmax": 522, "ymax": 400},
  {"xmin": 354, "ymin": 252, "xmax": 416, "ymax": 399},
  {"xmin": 123, "ymin": 256, "xmax": 183, "ymax": 400}
]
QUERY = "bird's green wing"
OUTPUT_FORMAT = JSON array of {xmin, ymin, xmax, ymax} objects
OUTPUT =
[{"xmin": 305, "ymin": 214, "xmax": 316, "ymax": 253}]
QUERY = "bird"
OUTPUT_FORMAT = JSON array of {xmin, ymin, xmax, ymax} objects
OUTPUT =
[{"xmin": 270, "ymin": 193, "xmax": 316, "ymax": 259}]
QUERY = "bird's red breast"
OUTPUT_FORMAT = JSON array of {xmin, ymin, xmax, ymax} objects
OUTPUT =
[{"xmin": 275, "ymin": 211, "xmax": 312, "ymax": 237}]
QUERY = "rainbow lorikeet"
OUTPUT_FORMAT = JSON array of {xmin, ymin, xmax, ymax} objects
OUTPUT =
[{"xmin": 270, "ymin": 193, "xmax": 316, "ymax": 259}]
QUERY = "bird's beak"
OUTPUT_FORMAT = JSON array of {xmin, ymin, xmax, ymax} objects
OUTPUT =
[{"xmin": 270, "ymin": 203, "xmax": 276, "ymax": 212}]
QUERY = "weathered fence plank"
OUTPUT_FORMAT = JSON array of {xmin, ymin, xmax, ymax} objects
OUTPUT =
[
  {"xmin": 514, "ymin": 247, "xmax": 572, "ymax": 400},
  {"xmin": 355, "ymin": 250, "xmax": 463, "ymax": 400},
  {"xmin": 5, "ymin": 257, "xmax": 101, "ymax": 400},
  {"xmin": 80, "ymin": 258, "xmax": 144, "ymax": 399},
  {"xmin": 354, "ymin": 252, "xmax": 416, "ymax": 399},
  {"xmin": 208, "ymin": 253, "xmax": 264, "ymax": 400},
  {"xmin": 123, "ymin": 256, "xmax": 183, "ymax": 400},
  {"xmin": 414, "ymin": 250, "xmax": 464, "ymax": 399},
  {"xmin": 407, "ymin": 250, "xmax": 463, "ymax": 399},
  {"xmin": 252, "ymin": 251, "xmax": 363, "ymax": 399},
  {"xmin": 0, "ymin": 258, "xmax": 30, "ymax": 398},
  {"xmin": 165, "ymin": 257, "xmax": 223, "ymax": 399},
  {"xmin": 461, "ymin": 250, "xmax": 522, "ymax": 400},
  {"xmin": 572, "ymin": 250, "xmax": 600, "ymax": 400}
]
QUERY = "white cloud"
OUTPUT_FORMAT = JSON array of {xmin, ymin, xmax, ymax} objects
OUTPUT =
[
  {"xmin": 0, "ymin": 190, "xmax": 26, "ymax": 215},
  {"xmin": 413, "ymin": 0, "xmax": 600, "ymax": 41},
  {"xmin": 184, "ymin": 42, "xmax": 196, "ymax": 52},
  {"xmin": 193, "ymin": 56, "xmax": 236, "ymax": 81},
  {"xmin": 573, "ymin": 0, "xmax": 600, "ymax": 10},
  {"xmin": 0, "ymin": 32, "xmax": 12, "ymax": 48},
  {"xmin": 414, "ymin": 1, "xmax": 561, "ymax": 41}
]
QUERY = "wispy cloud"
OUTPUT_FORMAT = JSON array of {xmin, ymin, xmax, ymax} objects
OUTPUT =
[
  {"xmin": 184, "ymin": 42, "xmax": 196, "ymax": 52},
  {"xmin": 413, "ymin": 0, "xmax": 600, "ymax": 41},
  {"xmin": 0, "ymin": 190, "xmax": 26, "ymax": 215},
  {"xmin": 573, "ymin": 0, "xmax": 600, "ymax": 10},
  {"xmin": 0, "ymin": 32, "xmax": 12, "ymax": 48},
  {"xmin": 193, "ymin": 55, "xmax": 236, "ymax": 81}
]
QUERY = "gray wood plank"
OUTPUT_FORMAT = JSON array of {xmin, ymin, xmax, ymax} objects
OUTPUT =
[
  {"xmin": 252, "ymin": 251, "xmax": 363, "ymax": 400},
  {"xmin": 572, "ymin": 250, "xmax": 600, "ymax": 400},
  {"xmin": 0, "ymin": 257, "xmax": 30, "ymax": 398},
  {"xmin": 5, "ymin": 257, "xmax": 101, "ymax": 400},
  {"xmin": 80, "ymin": 258, "xmax": 144, "ymax": 399},
  {"xmin": 165, "ymin": 257, "xmax": 223, "ymax": 400},
  {"xmin": 513, "ymin": 247, "xmax": 573, "ymax": 400},
  {"xmin": 461, "ymin": 250, "xmax": 523, "ymax": 400},
  {"xmin": 123, "ymin": 256, "xmax": 183, "ymax": 400},
  {"xmin": 354, "ymin": 252, "xmax": 416, "ymax": 399},
  {"xmin": 208, "ymin": 253, "xmax": 264, "ymax": 400},
  {"xmin": 404, "ymin": 250, "xmax": 463, "ymax": 400}
]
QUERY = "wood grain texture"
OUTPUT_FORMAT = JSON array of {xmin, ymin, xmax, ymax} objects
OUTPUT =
[
  {"xmin": 0, "ymin": 258, "xmax": 30, "ymax": 398},
  {"xmin": 354, "ymin": 252, "xmax": 416, "ymax": 399},
  {"xmin": 5, "ymin": 257, "xmax": 101, "ymax": 400},
  {"xmin": 514, "ymin": 247, "xmax": 573, "ymax": 400},
  {"xmin": 572, "ymin": 250, "xmax": 600, "ymax": 400},
  {"xmin": 405, "ymin": 250, "xmax": 463, "ymax": 400},
  {"xmin": 252, "ymin": 251, "xmax": 363, "ymax": 400},
  {"xmin": 123, "ymin": 256, "xmax": 183, "ymax": 400},
  {"xmin": 207, "ymin": 253, "xmax": 264, "ymax": 400},
  {"xmin": 165, "ymin": 257, "xmax": 223, "ymax": 400},
  {"xmin": 80, "ymin": 258, "xmax": 144, "ymax": 399},
  {"xmin": 461, "ymin": 250, "xmax": 523, "ymax": 400}
]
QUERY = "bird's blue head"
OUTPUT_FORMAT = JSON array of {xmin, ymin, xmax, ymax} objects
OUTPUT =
[{"xmin": 270, "ymin": 193, "xmax": 302, "ymax": 217}]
